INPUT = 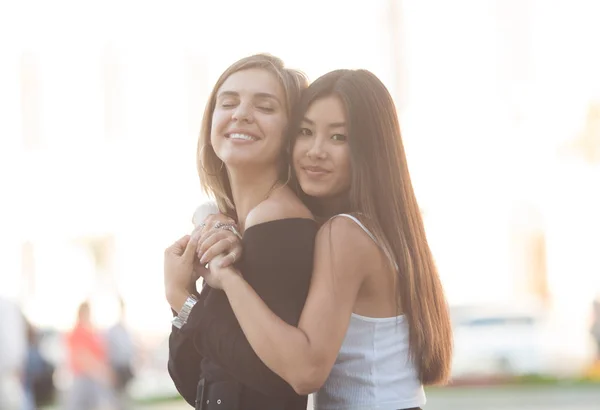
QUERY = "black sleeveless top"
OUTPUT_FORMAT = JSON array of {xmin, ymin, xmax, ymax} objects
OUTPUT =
[{"xmin": 168, "ymin": 218, "xmax": 317, "ymax": 409}]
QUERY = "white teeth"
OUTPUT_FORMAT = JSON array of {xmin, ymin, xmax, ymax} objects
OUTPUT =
[{"xmin": 228, "ymin": 133, "xmax": 256, "ymax": 141}]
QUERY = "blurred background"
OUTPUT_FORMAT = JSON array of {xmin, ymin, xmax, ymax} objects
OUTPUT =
[{"xmin": 1, "ymin": 0, "xmax": 599, "ymax": 409}]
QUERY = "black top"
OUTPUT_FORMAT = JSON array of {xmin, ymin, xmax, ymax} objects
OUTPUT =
[{"xmin": 168, "ymin": 218, "xmax": 317, "ymax": 409}]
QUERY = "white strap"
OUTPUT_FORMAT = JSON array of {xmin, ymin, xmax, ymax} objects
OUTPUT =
[
  {"xmin": 330, "ymin": 213, "xmax": 399, "ymax": 271},
  {"xmin": 331, "ymin": 214, "xmax": 377, "ymax": 244}
]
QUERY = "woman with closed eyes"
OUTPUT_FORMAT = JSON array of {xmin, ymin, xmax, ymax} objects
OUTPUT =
[{"xmin": 164, "ymin": 54, "xmax": 316, "ymax": 410}]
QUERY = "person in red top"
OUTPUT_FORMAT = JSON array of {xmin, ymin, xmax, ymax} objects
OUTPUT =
[{"xmin": 65, "ymin": 301, "xmax": 113, "ymax": 410}]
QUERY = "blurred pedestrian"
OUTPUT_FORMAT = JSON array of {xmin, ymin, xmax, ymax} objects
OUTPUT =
[
  {"xmin": 23, "ymin": 317, "xmax": 55, "ymax": 409},
  {"xmin": 105, "ymin": 297, "xmax": 135, "ymax": 410},
  {"xmin": 591, "ymin": 294, "xmax": 600, "ymax": 361},
  {"xmin": 64, "ymin": 301, "xmax": 113, "ymax": 410},
  {"xmin": 0, "ymin": 296, "xmax": 26, "ymax": 410}
]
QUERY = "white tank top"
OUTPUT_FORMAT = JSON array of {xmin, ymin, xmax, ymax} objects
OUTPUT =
[{"xmin": 313, "ymin": 214, "xmax": 425, "ymax": 410}]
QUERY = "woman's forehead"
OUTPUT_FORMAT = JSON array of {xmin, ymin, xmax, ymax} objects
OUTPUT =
[{"xmin": 218, "ymin": 68, "xmax": 284, "ymax": 102}]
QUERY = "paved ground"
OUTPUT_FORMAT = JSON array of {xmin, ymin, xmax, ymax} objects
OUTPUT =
[
  {"xmin": 132, "ymin": 385, "xmax": 600, "ymax": 410},
  {"xmin": 424, "ymin": 385, "xmax": 600, "ymax": 410}
]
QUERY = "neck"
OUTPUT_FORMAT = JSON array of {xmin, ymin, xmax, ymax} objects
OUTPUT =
[
  {"xmin": 312, "ymin": 194, "xmax": 350, "ymax": 221},
  {"xmin": 228, "ymin": 166, "xmax": 280, "ymax": 231}
]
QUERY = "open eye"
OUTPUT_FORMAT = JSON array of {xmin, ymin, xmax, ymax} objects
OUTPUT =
[
  {"xmin": 331, "ymin": 134, "xmax": 347, "ymax": 142},
  {"xmin": 298, "ymin": 128, "xmax": 313, "ymax": 137}
]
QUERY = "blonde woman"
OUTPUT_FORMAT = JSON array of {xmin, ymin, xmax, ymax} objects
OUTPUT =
[{"xmin": 164, "ymin": 54, "xmax": 315, "ymax": 410}]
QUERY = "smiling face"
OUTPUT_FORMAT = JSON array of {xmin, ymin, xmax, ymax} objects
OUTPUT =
[
  {"xmin": 293, "ymin": 95, "xmax": 352, "ymax": 201},
  {"xmin": 210, "ymin": 68, "xmax": 288, "ymax": 171}
]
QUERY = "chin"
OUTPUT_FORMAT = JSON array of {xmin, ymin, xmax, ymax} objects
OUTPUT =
[
  {"xmin": 299, "ymin": 184, "xmax": 328, "ymax": 199},
  {"xmin": 219, "ymin": 153, "xmax": 257, "ymax": 168}
]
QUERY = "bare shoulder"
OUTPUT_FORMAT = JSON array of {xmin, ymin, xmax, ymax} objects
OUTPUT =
[
  {"xmin": 245, "ymin": 187, "xmax": 313, "ymax": 229},
  {"xmin": 315, "ymin": 215, "xmax": 382, "ymax": 275}
]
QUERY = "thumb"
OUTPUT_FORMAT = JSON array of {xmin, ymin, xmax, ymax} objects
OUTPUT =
[
  {"xmin": 166, "ymin": 235, "xmax": 190, "ymax": 257},
  {"xmin": 182, "ymin": 231, "xmax": 199, "ymax": 261}
]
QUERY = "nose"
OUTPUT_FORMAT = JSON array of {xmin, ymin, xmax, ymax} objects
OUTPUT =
[
  {"xmin": 306, "ymin": 137, "xmax": 327, "ymax": 160},
  {"xmin": 231, "ymin": 102, "xmax": 253, "ymax": 123}
]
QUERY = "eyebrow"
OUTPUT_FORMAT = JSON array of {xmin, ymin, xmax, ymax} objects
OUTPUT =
[
  {"xmin": 217, "ymin": 90, "xmax": 282, "ymax": 105},
  {"xmin": 302, "ymin": 117, "xmax": 346, "ymax": 128}
]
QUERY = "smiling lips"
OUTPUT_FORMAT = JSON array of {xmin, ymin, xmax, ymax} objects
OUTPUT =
[
  {"xmin": 225, "ymin": 131, "xmax": 259, "ymax": 141},
  {"xmin": 301, "ymin": 165, "xmax": 330, "ymax": 177}
]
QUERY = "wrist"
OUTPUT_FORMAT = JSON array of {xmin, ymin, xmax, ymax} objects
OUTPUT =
[
  {"xmin": 166, "ymin": 288, "xmax": 191, "ymax": 314},
  {"xmin": 221, "ymin": 269, "xmax": 244, "ymax": 293}
]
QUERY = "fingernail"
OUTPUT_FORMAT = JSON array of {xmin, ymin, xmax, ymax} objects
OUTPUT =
[{"xmin": 199, "ymin": 254, "xmax": 206, "ymax": 264}]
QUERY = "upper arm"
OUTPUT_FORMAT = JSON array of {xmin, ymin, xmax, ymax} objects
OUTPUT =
[{"xmin": 298, "ymin": 218, "xmax": 377, "ymax": 372}]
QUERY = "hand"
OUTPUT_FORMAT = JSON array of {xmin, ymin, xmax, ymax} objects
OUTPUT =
[
  {"xmin": 164, "ymin": 230, "xmax": 200, "ymax": 308},
  {"xmin": 197, "ymin": 225, "xmax": 243, "ymax": 267},
  {"xmin": 201, "ymin": 254, "xmax": 242, "ymax": 290},
  {"xmin": 192, "ymin": 201, "xmax": 221, "ymax": 228},
  {"xmin": 197, "ymin": 213, "xmax": 236, "ymax": 234}
]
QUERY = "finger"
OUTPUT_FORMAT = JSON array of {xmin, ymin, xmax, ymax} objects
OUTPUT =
[
  {"xmin": 198, "ymin": 231, "xmax": 238, "ymax": 261},
  {"xmin": 218, "ymin": 243, "xmax": 242, "ymax": 268},
  {"xmin": 198, "ymin": 227, "xmax": 222, "ymax": 249},
  {"xmin": 201, "ymin": 233, "xmax": 236, "ymax": 262},
  {"xmin": 200, "ymin": 227, "xmax": 239, "ymax": 248},
  {"xmin": 165, "ymin": 235, "xmax": 190, "ymax": 257},
  {"xmin": 196, "ymin": 219, "xmax": 211, "ymax": 236},
  {"xmin": 204, "ymin": 213, "xmax": 235, "ymax": 225},
  {"xmin": 199, "ymin": 237, "xmax": 236, "ymax": 265},
  {"xmin": 183, "ymin": 230, "xmax": 202, "ymax": 261},
  {"xmin": 191, "ymin": 224, "xmax": 204, "ymax": 237},
  {"xmin": 201, "ymin": 215, "xmax": 217, "ymax": 235},
  {"xmin": 218, "ymin": 248, "xmax": 241, "ymax": 268},
  {"xmin": 203, "ymin": 214, "xmax": 235, "ymax": 233},
  {"xmin": 197, "ymin": 229, "xmax": 223, "ymax": 260}
]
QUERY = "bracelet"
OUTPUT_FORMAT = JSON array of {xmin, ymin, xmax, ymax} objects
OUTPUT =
[
  {"xmin": 171, "ymin": 294, "xmax": 198, "ymax": 329},
  {"xmin": 214, "ymin": 222, "xmax": 242, "ymax": 240}
]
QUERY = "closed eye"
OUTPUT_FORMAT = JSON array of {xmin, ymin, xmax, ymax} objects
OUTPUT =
[{"xmin": 220, "ymin": 101, "xmax": 237, "ymax": 108}]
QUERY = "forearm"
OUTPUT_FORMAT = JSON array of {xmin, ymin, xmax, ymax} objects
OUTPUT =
[
  {"xmin": 166, "ymin": 288, "xmax": 191, "ymax": 314},
  {"xmin": 168, "ymin": 327, "xmax": 202, "ymax": 406},
  {"xmin": 221, "ymin": 272, "xmax": 318, "ymax": 388},
  {"xmin": 167, "ymin": 282, "xmax": 207, "ymax": 406},
  {"xmin": 188, "ymin": 289, "xmax": 299, "ymax": 397}
]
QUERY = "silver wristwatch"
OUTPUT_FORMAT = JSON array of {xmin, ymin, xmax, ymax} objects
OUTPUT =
[{"xmin": 171, "ymin": 294, "xmax": 198, "ymax": 329}]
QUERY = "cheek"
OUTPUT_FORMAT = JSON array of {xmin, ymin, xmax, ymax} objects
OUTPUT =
[
  {"xmin": 292, "ymin": 139, "xmax": 307, "ymax": 164},
  {"xmin": 210, "ymin": 111, "xmax": 226, "ymax": 143},
  {"xmin": 269, "ymin": 117, "xmax": 288, "ymax": 143},
  {"xmin": 337, "ymin": 152, "xmax": 353, "ymax": 188}
]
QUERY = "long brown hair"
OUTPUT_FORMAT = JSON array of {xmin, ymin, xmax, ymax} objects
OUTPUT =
[
  {"xmin": 291, "ymin": 69, "xmax": 453, "ymax": 385},
  {"xmin": 197, "ymin": 54, "xmax": 308, "ymax": 217}
]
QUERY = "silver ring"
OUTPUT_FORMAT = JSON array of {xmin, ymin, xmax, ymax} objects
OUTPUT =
[
  {"xmin": 198, "ymin": 222, "xmax": 206, "ymax": 229},
  {"xmin": 228, "ymin": 225, "xmax": 242, "ymax": 240},
  {"xmin": 214, "ymin": 222, "xmax": 242, "ymax": 240},
  {"xmin": 230, "ymin": 251, "xmax": 237, "ymax": 261}
]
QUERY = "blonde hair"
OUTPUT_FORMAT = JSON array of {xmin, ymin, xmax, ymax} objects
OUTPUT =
[{"xmin": 197, "ymin": 54, "xmax": 308, "ymax": 217}]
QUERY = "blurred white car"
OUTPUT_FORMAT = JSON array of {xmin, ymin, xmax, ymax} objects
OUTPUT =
[{"xmin": 450, "ymin": 303, "xmax": 594, "ymax": 379}]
